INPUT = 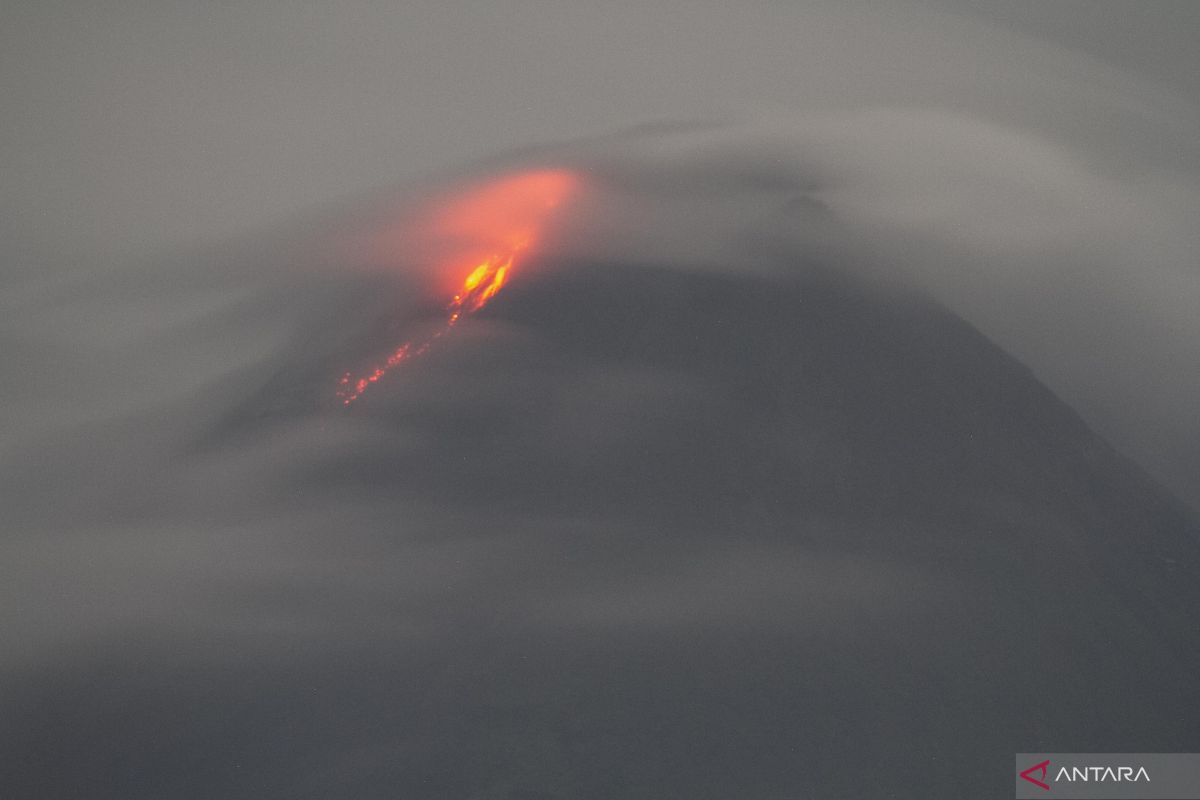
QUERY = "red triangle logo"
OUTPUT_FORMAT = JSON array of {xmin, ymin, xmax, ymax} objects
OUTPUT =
[{"xmin": 1020, "ymin": 759, "xmax": 1051, "ymax": 791}]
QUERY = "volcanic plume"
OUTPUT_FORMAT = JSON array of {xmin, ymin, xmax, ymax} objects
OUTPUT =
[{"xmin": 337, "ymin": 168, "xmax": 578, "ymax": 405}]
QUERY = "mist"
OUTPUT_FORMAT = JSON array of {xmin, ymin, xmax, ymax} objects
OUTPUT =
[{"xmin": 3, "ymin": 3, "xmax": 1199, "ymax": 798}]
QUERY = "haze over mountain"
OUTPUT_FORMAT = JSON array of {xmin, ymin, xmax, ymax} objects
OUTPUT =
[
  {"xmin": 3, "ymin": 240, "xmax": 1198, "ymax": 797},
  {"xmin": 3, "ymin": 3, "xmax": 1200, "ymax": 798},
  {"xmin": 5, "ymin": 3, "xmax": 1200, "ymax": 507}
]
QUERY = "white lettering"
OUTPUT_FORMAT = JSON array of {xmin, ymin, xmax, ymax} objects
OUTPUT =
[{"xmin": 1054, "ymin": 765, "xmax": 1151, "ymax": 782}]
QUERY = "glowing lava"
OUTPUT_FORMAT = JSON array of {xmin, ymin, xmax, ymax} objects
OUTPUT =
[
  {"xmin": 336, "ymin": 251, "xmax": 513, "ymax": 405},
  {"xmin": 338, "ymin": 169, "xmax": 576, "ymax": 406}
]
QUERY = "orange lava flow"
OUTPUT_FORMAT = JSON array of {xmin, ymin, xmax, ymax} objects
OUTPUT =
[
  {"xmin": 338, "ymin": 169, "xmax": 576, "ymax": 406},
  {"xmin": 336, "ymin": 252, "xmax": 513, "ymax": 405}
]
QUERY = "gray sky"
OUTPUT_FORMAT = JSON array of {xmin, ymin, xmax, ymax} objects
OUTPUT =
[{"xmin": 3, "ymin": 0, "xmax": 1197, "ymax": 258}]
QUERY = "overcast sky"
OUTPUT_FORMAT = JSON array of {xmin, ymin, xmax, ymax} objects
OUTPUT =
[{"xmin": 3, "ymin": 1, "xmax": 1198, "ymax": 258}]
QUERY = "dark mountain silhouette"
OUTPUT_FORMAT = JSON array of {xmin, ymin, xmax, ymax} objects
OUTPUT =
[{"xmin": 3, "ymin": 260, "xmax": 1198, "ymax": 799}]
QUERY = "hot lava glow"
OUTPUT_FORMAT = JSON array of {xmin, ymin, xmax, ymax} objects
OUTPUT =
[{"xmin": 338, "ymin": 169, "xmax": 577, "ymax": 406}]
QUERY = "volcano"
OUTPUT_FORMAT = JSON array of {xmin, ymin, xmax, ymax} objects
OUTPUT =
[{"xmin": 4, "ymin": 258, "xmax": 1199, "ymax": 799}]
